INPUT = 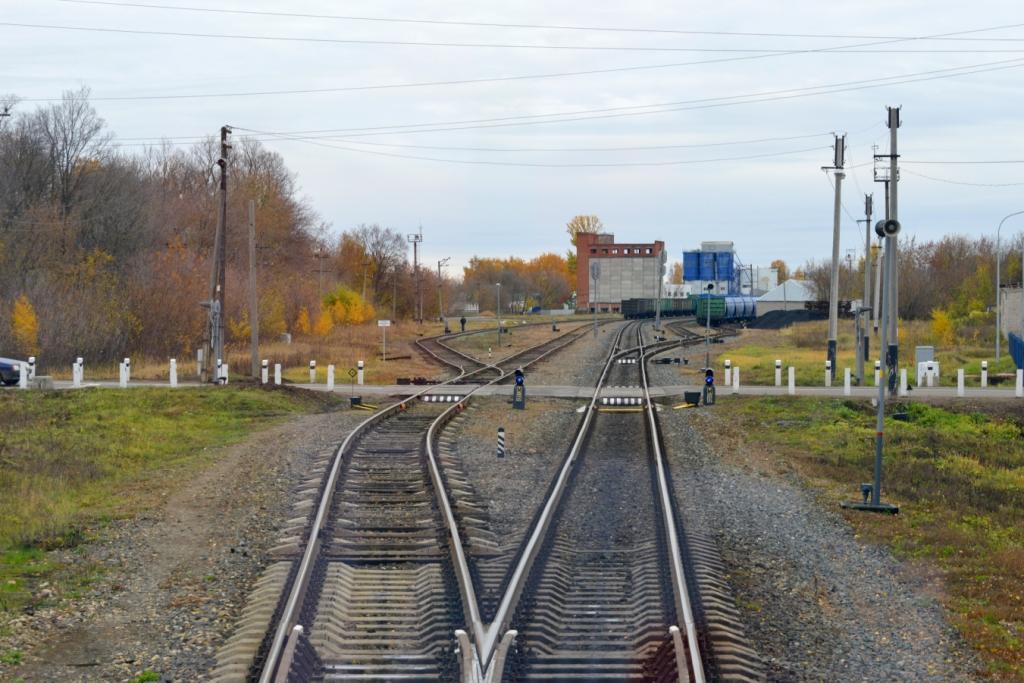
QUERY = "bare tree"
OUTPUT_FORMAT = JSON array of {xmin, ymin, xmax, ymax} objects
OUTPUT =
[{"xmin": 350, "ymin": 224, "xmax": 407, "ymax": 303}]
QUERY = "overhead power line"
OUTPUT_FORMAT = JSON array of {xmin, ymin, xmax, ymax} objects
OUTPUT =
[
  {"xmin": 237, "ymin": 129, "xmax": 832, "ymax": 168},
  {"xmin": 901, "ymin": 169, "xmax": 1024, "ymax": 187},
  {"xmin": 6, "ymin": 20, "xmax": 1024, "ymax": 53},
  {"xmin": 52, "ymin": 1, "xmax": 1024, "ymax": 43},
  {"xmin": 902, "ymin": 158, "xmax": 1024, "ymax": 164},
  {"xmin": 225, "ymin": 58, "xmax": 1024, "ymax": 140}
]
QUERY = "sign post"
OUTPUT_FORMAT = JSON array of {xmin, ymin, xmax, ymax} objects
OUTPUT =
[{"xmin": 378, "ymin": 319, "xmax": 391, "ymax": 362}]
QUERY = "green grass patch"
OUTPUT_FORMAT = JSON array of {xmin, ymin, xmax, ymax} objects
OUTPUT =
[
  {"xmin": 0, "ymin": 386, "xmax": 335, "ymax": 616},
  {"xmin": 715, "ymin": 396, "xmax": 1024, "ymax": 679}
]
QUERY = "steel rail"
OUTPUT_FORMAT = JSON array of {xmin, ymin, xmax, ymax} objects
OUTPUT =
[
  {"xmin": 257, "ymin": 323, "xmax": 600, "ymax": 682},
  {"xmin": 638, "ymin": 323, "xmax": 707, "ymax": 683},
  {"xmin": 441, "ymin": 321, "xmax": 639, "ymax": 679},
  {"xmin": 422, "ymin": 322, "xmax": 609, "ymax": 666}
]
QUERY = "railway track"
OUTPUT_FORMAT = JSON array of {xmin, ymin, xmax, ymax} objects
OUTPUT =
[
  {"xmin": 217, "ymin": 318, "xmax": 760, "ymax": 682},
  {"xmin": 227, "ymin": 324, "xmax": 606, "ymax": 682}
]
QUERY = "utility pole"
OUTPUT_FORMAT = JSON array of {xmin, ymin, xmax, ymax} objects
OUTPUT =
[
  {"xmin": 313, "ymin": 247, "xmax": 328, "ymax": 303},
  {"xmin": 437, "ymin": 257, "xmax": 450, "ymax": 325},
  {"xmin": 408, "ymin": 227, "xmax": 423, "ymax": 323},
  {"xmin": 361, "ymin": 259, "xmax": 370, "ymax": 302},
  {"xmin": 856, "ymin": 194, "xmax": 873, "ymax": 385},
  {"xmin": 655, "ymin": 249, "xmax": 667, "ymax": 331},
  {"xmin": 824, "ymin": 133, "xmax": 846, "ymax": 381},
  {"xmin": 886, "ymin": 107, "xmax": 901, "ymax": 394},
  {"xmin": 201, "ymin": 125, "xmax": 231, "ymax": 383},
  {"xmin": 496, "ymin": 282, "xmax": 502, "ymax": 348},
  {"xmin": 248, "ymin": 200, "xmax": 259, "ymax": 379}
]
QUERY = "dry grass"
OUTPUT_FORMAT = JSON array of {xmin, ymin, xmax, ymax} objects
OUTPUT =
[
  {"xmin": 672, "ymin": 318, "xmax": 1020, "ymax": 387},
  {"xmin": 41, "ymin": 315, "xmax": 605, "ymax": 384}
]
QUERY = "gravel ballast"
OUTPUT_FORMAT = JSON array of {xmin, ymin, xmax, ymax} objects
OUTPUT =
[
  {"xmin": 5, "ymin": 409, "xmax": 367, "ymax": 683},
  {"xmin": 659, "ymin": 407, "xmax": 981, "ymax": 681}
]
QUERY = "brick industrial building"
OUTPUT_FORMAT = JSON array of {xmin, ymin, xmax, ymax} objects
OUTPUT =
[{"xmin": 576, "ymin": 232, "xmax": 666, "ymax": 313}]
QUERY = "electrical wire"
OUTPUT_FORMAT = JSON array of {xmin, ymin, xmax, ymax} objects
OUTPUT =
[
  {"xmin": 6, "ymin": 20, "xmax": 1024, "ymax": 53},
  {"xmin": 51, "ymin": 1, "xmax": 1024, "ymax": 43},
  {"xmin": 226, "ymin": 58, "xmax": 1024, "ymax": 140},
  {"xmin": 901, "ymin": 169, "xmax": 1024, "ymax": 186},
  {"xmin": 240, "ymin": 128, "xmax": 832, "ymax": 167},
  {"xmin": 902, "ymin": 159, "xmax": 1024, "ymax": 164}
]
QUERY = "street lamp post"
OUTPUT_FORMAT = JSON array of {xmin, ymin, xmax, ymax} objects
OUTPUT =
[
  {"xmin": 495, "ymin": 282, "xmax": 502, "ymax": 350},
  {"xmin": 995, "ymin": 210, "xmax": 1024, "ymax": 361}
]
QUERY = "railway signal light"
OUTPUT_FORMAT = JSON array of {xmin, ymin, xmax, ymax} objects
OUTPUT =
[{"xmin": 704, "ymin": 368, "xmax": 714, "ymax": 385}]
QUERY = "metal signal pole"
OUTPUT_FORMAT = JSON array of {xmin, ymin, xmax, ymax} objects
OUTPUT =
[
  {"xmin": 437, "ymin": 257, "xmax": 450, "ymax": 325},
  {"xmin": 886, "ymin": 107, "xmax": 901, "ymax": 394},
  {"xmin": 408, "ymin": 227, "xmax": 423, "ymax": 323},
  {"xmin": 856, "ymin": 194, "xmax": 873, "ymax": 385},
  {"xmin": 824, "ymin": 133, "xmax": 846, "ymax": 381}
]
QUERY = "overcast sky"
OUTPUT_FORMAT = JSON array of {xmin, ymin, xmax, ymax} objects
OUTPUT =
[{"xmin": 5, "ymin": 1, "xmax": 1024, "ymax": 274}]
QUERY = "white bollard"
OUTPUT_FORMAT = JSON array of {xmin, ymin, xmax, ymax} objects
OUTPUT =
[
  {"xmin": 274, "ymin": 363, "xmax": 282, "ymax": 385},
  {"xmin": 27, "ymin": 356, "xmax": 36, "ymax": 380},
  {"xmin": 1017, "ymin": 369, "xmax": 1023, "ymax": 398},
  {"xmin": 724, "ymin": 360, "xmax": 732, "ymax": 387},
  {"xmin": 327, "ymin": 364, "xmax": 335, "ymax": 391},
  {"xmin": 18, "ymin": 362, "xmax": 28, "ymax": 389},
  {"xmin": 118, "ymin": 362, "xmax": 127, "ymax": 388},
  {"xmin": 215, "ymin": 358, "xmax": 223, "ymax": 385},
  {"xmin": 261, "ymin": 359, "xmax": 269, "ymax": 385},
  {"xmin": 926, "ymin": 361, "xmax": 935, "ymax": 388},
  {"xmin": 774, "ymin": 359, "xmax": 782, "ymax": 387},
  {"xmin": 899, "ymin": 368, "xmax": 908, "ymax": 397},
  {"xmin": 956, "ymin": 368, "xmax": 964, "ymax": 397},
  {"xmin": 497, "ymin": 427, "xmax": 506, "ymax": 458},
  {"xmin": 357, "ymin": 360, "xmax": 365, "ymax": 386},
  {"xmin": 824, "ymin": 360, "xmax": 832, "ymax": 387},
  {"xmin": 221, "ymin": 363, "xmax": 229, "ymax": 384},
  {"xmin": 874, "ymin": 360, "xmax": 881, "ymax": 387},
  {"xmin": 309, "ymin": 360, "xmax": 317, "ymax": 384},
  {"xmin": 843, "ymin": 368, "xmax": 851, "ymax": 396},
  {"xmin": 196, "ymin": 348, "xmax": 203, "ymax": 378},
  {"xmin": 732, "ymin": 367, "xmax": 740, "ymax": 394},
  {"xmin": 788, "ymin": 366, "xmax": 796, "ymax": 395},
  {"xmin": 981, "ymin": 361, "xmax": 988, "ymax": 388},
  {"xmin": 170, "ymin": 358, "xmax": 178, "ymax": 387},
  {"xmin": 73, "ymin": 357, "xmax": 83, "ymax": 388}
]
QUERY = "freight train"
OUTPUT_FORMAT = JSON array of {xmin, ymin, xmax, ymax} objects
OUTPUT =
[
  {"xmin": 694, "ymin": 295, "xmax": 757, "ymax": 323},
  {"xmin": 620, "ymin": 297, "xmax": 694, "ymax": 319}
]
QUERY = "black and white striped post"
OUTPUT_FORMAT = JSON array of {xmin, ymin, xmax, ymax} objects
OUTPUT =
[
  {"xmin": 261, "ymin": 359, "xmax": 269, "ymax": 384},
  {"xmin": 497, "ymin": 427, "xmax": 506, "ymax": 458}
]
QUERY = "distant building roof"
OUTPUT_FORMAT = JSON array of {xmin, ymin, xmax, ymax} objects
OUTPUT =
[{"xmin": 757, "ymin": 279, "xmax": 816, "ymax": 302}]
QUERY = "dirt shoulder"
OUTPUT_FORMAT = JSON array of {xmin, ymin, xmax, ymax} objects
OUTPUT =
[{"xmin": 3, "ymin": 410, "xmax": 365, "ymax": 683}]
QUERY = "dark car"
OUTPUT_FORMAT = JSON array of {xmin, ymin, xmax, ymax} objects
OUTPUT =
[{"xmin": 0, "ymin": 357, "xmax": 24, "ymax": 386}]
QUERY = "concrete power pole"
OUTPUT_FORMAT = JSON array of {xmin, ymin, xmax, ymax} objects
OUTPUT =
[
  {"xmin": 886, "ymin": 106, "xmax": 901, "ymax": 393},
  {"xmin": 825, "ymin": 133, "xmax": 846, "ymax": 380},
  {"xmin": 202, "ymin": 125, "xmax": 231, "ymax": 383},
  {"xmin": 408, "ymin": 228, "xmax": 423, "ymax": 323},
  {"xmin": 248, "ymin": 200, "xmax": 259, "ymax": 379}
]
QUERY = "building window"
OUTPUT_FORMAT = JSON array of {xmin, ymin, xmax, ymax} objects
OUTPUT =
[
  {"xmin": 645, "ymin": 248, "xmax": 652, "ymax": 255},
  {"xmin": 590, "ymin": 248, "xmax": 596, "ymax": 254},
  {"xmin": 611, "ymin": 248, "xmax": 618, "ymax": 254},
  {"xmin": 602, "ymin": 249, "xmax": 608, "ymax": 254},
  {"xmin": 633, "ymin": 248, "xmax": 640, "ymax": 254}
]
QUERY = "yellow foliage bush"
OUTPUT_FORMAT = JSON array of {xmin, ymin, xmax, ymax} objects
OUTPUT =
[
  {"xmin": 931, "ymin": 308, "xmax": 956, "ymax": 347},
  {"xmin": 294, "ymin": 306, "xmax": 311, "ymax": 335},
  {"xmin": 11, "ymin": 294, "xmax": 40, "ymax": 356}
]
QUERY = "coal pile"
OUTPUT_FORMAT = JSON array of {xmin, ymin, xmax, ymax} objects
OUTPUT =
[{"xmin": 749, "ymin": 309, "xmax": 827, "ymax": 329}]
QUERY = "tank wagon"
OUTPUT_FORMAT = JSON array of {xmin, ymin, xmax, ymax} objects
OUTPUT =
[
  {"xmin": 694, "ymin": 295, "xmax": 757, "ymax": 323},
  {"xmin": 621, "ymin": 297, "xmax": 695, "ymax": 319}
]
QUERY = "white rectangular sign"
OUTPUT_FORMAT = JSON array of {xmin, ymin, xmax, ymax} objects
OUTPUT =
[{"xmin": 378, "ymin": 319, "xmax": 391, "ymax": 327}]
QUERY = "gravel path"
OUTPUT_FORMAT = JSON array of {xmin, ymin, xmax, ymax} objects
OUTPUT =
[
  {"xmin": 659, "ymin": 407, "xmax": 981, "ymax": 682},
  {"xmin": 6, "ymin": 409, "xmax": 366, "ymax": 683},
  {"xmin": 450, "ymin": 397, "xmax": 585, "ymax": 543}
]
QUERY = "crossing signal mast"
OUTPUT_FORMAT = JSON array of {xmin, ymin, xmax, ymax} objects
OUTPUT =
[{"xmin": 408, "ymin": 227, "xmax": 424, "ymax": 323}]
